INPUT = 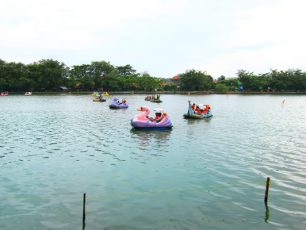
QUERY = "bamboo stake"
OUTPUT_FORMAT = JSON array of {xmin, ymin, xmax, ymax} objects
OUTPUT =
[
  {"xmin": 264, "ymin": 177, "xmax": 270, "ymax": 204},
  {"xmin": 83, "ymin": 193, "xmax": 86, "ymax": 228}
]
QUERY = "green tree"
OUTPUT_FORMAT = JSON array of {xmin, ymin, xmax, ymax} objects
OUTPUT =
[
  {"xmin": 116, "ymin": 64, "xmax": 136, "ymax": 76},
  {"xmin": 180, "ymin": 69, "xmax": 213, "ymax": 90},
  {"xmin": 27, "ymin": 59, "xmax": 67, "ymax": 91},
  {"xmin": 215, "ymin": 83, "xmax": 229, "ymax": 93}
]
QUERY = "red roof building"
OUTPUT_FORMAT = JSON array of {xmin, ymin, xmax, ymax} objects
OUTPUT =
[{"xmin": 172, "ymin": 75, "xmax": 181, "ymax": 81}]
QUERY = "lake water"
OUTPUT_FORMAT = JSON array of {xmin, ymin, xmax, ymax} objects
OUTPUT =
[{"xmin": 1, "ymin": 94, "xmax": 306, "ymax": 230}]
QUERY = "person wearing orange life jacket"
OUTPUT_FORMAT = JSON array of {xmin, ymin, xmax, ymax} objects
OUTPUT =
[
  {"xmin": 195, "ymin": 106, "xmax": 202, "ymax": 115},
  {"xmin": 148, "ymin": 110, "xmax": 165, "ymax": 123},
  {"xmin": 206, "ymin": 105, "xmax": 211, "ymax": 114},
  {"xmin": 191, "ymin": 103, "xmax": 196, "ymax": 111},
  {"xmin": 203, "ymin": 106, "xmax": 208, "ymax": 115}
]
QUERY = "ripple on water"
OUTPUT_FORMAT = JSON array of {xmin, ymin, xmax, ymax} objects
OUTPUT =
[{"xmin": 1, "ymin": 95, "xmax": 306, "ymax": 230}]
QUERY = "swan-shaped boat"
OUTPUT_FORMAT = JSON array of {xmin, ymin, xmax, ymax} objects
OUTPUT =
[
  {"xmin": 109, "ymin": 98, "xmax": 128, "ymax": 109},
  {"xmin": 131, "ymin": 106, "xmax": 173, "ymax": 129},
  {"xmin": 93, "ymin": 97, "xmax": 106, "ymax": 102},
  {"xmin": 92, "ymin": 92, "xmax": 106, "ymax": 102},
  {"xmin": 184, "ymin": 101, "xmax": 212, "ymax": 119},
  {"xmin": 0, "ymin": 92, "xmax": 9, "ymax": 96},
  {"xmin": 145, "ymin": 95, "xmax": 162, "ymax": 103},
  {"xmin": 145, "ymin": 96, "xmax": 152, "ymax": 101}
]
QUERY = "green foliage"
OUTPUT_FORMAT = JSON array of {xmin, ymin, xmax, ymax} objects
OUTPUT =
[
  {"xmin": 1, "ymin": 58, "xmax": 306, "ymax": 92},
  {"xmin": 180, "ymin": 69, "xmax": 213, "ymax": 91},
  {"xmin": 236, "ymin": 69, "xmax": 306, "ymax": 92},
  {"xmin": 28, "ymin": 59, "xmax": 67, "ymax": 91},
  {"xmin": 237, "ymin": 70, "xmax": 267, "ymax": 91},
  {"xmin": 215, "ymin": 83, "xmax": 229, "ymax": 93},
  {"xmin": 218, "ymin": 75, "xmax": 225, "ymax": 81},
  {"xmin": 116, "ymin": 64, "xmax": 136, "ymax": 76}
]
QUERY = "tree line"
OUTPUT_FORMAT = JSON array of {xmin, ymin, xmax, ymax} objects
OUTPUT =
[
  {"xmin": 215, "ymin": 69, "xmax": 306, "ymax": 93},
  {"xmin": 1, "ymin": 58, "xmax": 306, "ymax": 92},
  {"xmin": 0, "ymin": 59, "xmax": 162, "ymax": 92}
]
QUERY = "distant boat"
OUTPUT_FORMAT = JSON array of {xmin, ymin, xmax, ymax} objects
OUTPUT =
[
  {"xmin": 93, "ymin": 96, "xmax": 106, "ymax": 102},
  {"xmin": 25, "ymin": 92, "xmax": 32, "ymax": 96},
  {"xmin": 0, "ymin": 92, "xmax": 9, "ymax": 96},
  {"xmin": 145, "ymin": 95, "xmax": 152, "ymax": 101}
]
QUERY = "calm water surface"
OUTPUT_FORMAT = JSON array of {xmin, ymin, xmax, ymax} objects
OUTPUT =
[{"xmin": 0, "ymin": 95, "xmax": 306, "ymax": 230}]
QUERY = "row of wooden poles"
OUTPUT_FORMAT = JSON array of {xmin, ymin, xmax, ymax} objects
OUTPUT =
[{"xmin": 82, "ymin": 177, "xmax": 271, "ymax": 228}]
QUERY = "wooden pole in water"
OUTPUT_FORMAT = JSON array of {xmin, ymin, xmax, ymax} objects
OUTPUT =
[
  {"xmin": 83, "ymin": 193, "xmax": 86, "ymax": 227},
  {"xmin": 264, "ymin": 177, "xmax": 270, "ymax": 204}
]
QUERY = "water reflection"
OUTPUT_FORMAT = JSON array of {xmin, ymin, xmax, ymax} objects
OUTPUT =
[
  {"xmin": 264, "ymin": 204, "xmax": 270, "ymax": 223},
  {"xmin": 2, "ymin": 95, "xmax": 306, "ymax": 230},
  {"xmin": 130, "ymin": 129, "xmax": 172, "ymax": 149},
  {"xmin": 185, "ymin": 117, "xmax": 213, "ymax": 125}
]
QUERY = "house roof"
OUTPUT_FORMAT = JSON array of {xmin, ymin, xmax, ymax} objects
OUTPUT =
[{"xmin": 172, "ymin": 75, "xmax": 181, "ymax": 80}]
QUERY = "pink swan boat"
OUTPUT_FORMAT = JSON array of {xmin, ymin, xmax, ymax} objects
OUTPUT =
[{"xmin": 131, "ymin": 106, "xmax": 173, "ymax": 129}]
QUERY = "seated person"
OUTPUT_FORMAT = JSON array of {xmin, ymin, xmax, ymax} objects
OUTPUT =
[
  {"xmin": 147, "ymin": 112, "xmax": 164, "ymax": 122},
  {"xmin": 191, "ymin": 103, "xmax": 196, "ymax": 111},
  {"xmin": 195, "ymin": 106, "xmax": 202, "ymax": 115},
  {"xmin": 206, "ymin": 105, "xmax": 211, "ymax": 114}
]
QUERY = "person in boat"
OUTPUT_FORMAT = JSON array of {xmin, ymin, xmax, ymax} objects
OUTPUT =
[
  {"xmin": 147, "ymin": 109, "xmax": 165, "ymax": 123},
  {"xmin": 206, "ymin": 105, "xmax": 211, "ymax": 113},
  {"xmin": 153, "ymin": 112, "xmax": 164, "ymax": 122},
  {"xmin": 195, "ymin": 106, "xmax": 202, "ymax": 115},
  {"xmin": 191, "ymin": 103, "xmax": 196, "ymax": 111},
  {"xmin": 203, "ymin": 106, "xmax": 208, "ymax": 115},
  {"xmin": 205, "ymin": 105, "xmax": 211, "ymax": 114},
  {"xmin": 122, "ymin": 99, "xmax": 126, "ymax": 104},
  {"xmin": 201, "ymin": 104, "xmax": 206, "ymax": 114}
]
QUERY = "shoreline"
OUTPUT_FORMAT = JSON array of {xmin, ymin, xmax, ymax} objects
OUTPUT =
[{"xmin": 3, "ymin": 91, "xmax": 306, "ymax": 95}]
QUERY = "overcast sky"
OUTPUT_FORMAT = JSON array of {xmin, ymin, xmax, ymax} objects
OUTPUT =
[{"xmin": 1, "ymin": 0, "xmax": 306, "ymax": 78}]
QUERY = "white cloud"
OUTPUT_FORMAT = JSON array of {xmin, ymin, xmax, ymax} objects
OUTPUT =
[
  {"xmin": 0, "ymin": 0, "xmax": 188, "ymax": 63},
  {"xmin": 201, "ymin": 0, "xmax": 306, "ymax": 77},
  {"xmin": 1, "ymin": 0, "xmax": 306, "ymax": 77}
]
